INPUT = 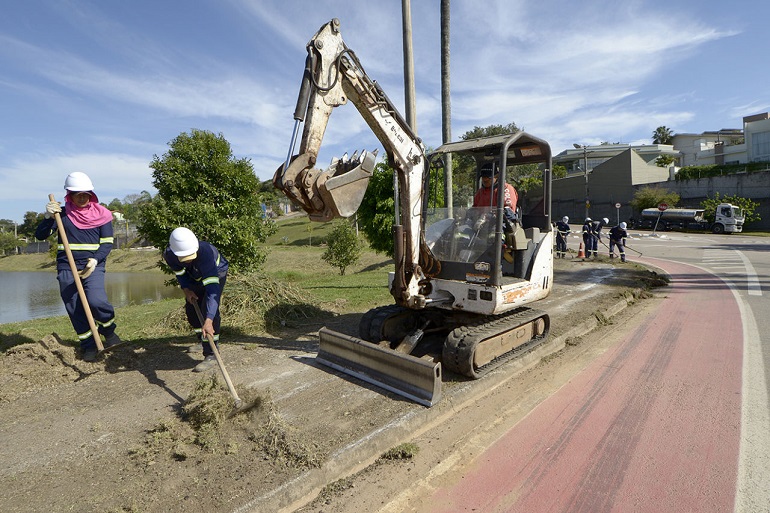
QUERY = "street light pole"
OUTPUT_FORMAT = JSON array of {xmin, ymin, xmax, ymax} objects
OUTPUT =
[{"xmin": 574, "ymin": 143, "xmax": 590, "ymax": 219}]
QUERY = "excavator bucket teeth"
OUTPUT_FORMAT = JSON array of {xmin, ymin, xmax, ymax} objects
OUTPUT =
[
  {"xmin": 317, "ymin": 150, "xmax": 375, "ymax": 219},
  {"xmin": 316, "ymin": 327, "xmax": 442, "ymax": 407}
]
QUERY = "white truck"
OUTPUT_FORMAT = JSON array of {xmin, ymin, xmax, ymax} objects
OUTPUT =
[{"xmin": 632, "ymin": 203, "xmax": 744, "ymax": 234}]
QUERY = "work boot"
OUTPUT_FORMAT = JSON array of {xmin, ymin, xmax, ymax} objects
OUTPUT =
[
  {"xmin": 610, "ymin": 253, "xmax": 615, "ymax": 259},
  {"xmin": 193, "ymin": 355, "xmax": 217, "ymax": 373},
  {"xmin": 81, "ymin": 349, "xmax": 98, "ymax": 362},
  {"xmin": 104, "ymin": 332, "xmax": 122, "ymax": 349}
]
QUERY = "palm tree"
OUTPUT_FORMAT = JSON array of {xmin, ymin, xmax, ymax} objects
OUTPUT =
[{"xmin": 652, "ymin": 126, "xmax": 674, "ymax": 145}]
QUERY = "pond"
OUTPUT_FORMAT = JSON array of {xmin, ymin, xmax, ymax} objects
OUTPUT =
[{"xmin": 0, "ymin": 271, "xmax": 182, "ymax": 325}]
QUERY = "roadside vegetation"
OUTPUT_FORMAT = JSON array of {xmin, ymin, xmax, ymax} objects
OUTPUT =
[{"xmin": 0, "ymin": 214, "xmax": 394, "ymax": 352}]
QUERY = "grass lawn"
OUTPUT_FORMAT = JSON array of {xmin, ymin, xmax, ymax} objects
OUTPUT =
[{"xmin": 0, "ymin": 214, "xmax": 394, "ymax": 349}]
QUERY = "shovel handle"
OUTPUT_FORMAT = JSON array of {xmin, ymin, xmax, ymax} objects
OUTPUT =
[
  {"xmin": 191, "ymin": 302, "xmax": 242, "ymax": 406},
  {"xmin": 49, "ymin": 194, "xmax": 104, "ymax": 351}
]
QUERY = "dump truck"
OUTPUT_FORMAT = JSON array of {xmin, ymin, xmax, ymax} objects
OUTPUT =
[
  {"xmin": 273, "ymin": 19, "xmax": 554, "ymax": 406},
  {"xmin": 632, "ymin": 203, "xmax": 744, "ymax": 234}
]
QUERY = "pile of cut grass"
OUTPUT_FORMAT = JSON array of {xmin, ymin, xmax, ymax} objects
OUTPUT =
[{"xmin": 146, "ymin": 272, "xmax": 327, "ymax": 337}]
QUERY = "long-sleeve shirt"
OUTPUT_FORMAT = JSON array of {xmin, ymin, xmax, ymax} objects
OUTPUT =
[
  {"xmin": 609, "ymin": 225, "xmax": 628, "ymax": 242},
  {"xmin": 163, "ymin": 241, "xmax": 229, "ymax": 321},
  {"xmin": 473, "ymin": 182, "xmax": 518, "ymax": 211},
  {"xmin": 35, "ymin": 209, "xmax": 114, "ymax": 271}
]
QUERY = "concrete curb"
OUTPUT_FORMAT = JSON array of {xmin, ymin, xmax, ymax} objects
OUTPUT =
[{"xmin": 233, "ymin": 283, "xmax": 654, "ymax": 513}]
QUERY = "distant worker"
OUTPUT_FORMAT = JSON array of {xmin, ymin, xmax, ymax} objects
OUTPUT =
[
  {"xmin": 588, "ymin": 217, "xmax": 609, "ymax": 258},
  {"xmin": 163, "ymin": 227, "xmax": 229, "ymax": 373},
  {"xmin": 35, "ymin": 172, "xmax": 122, "ymax": 362},
  {"xmin": 472, "ymin": 162, "xmax": 518, "ymax": 231},
  {"xmin": 609, "ymin": 222, "xmax": 629, "ymax": 262},
  {"xmin": 582, "ymin": 217, "xmax": 595, "ymax": 259},
  {"xmin": 555, "ymin": 216, "xmax": 570, "ymax": 258}
]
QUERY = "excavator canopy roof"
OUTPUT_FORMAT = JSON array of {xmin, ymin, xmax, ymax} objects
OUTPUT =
[{"xmin": 431, "ymin": 131, "xmax": 552, "ymax": 166}]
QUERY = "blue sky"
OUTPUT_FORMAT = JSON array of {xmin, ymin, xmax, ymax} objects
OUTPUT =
[{"xmin": 1, "ymin": 0, "xmax": 768, "ymax": 223}]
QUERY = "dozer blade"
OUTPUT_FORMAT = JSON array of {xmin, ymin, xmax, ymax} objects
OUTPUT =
[{"xmin": 317, "ymin": 327, "xmax": 442, "ymax": 407}]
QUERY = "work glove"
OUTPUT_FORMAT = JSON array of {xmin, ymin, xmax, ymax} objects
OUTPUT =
[
  {"xmin": 79, "ymin": 258, "xmax": 97, "ymax": 279},
  {"xmin": 44, "ymin": 201, "xmax": 62, "ymax": 219}
]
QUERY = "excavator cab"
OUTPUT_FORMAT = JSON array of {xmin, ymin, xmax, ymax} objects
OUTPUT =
[{"xmin": 419, "ymin": 132, "xmax": 553, "ymax": 308}]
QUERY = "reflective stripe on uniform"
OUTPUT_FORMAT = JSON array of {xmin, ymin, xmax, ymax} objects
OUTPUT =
[
  {"xmin": 202, "ymin": 276, "xmax": 220, "ymax": 286},
  {"xmin": 58, "ymin": 243, "xmax": 100, "ymax": 251}
]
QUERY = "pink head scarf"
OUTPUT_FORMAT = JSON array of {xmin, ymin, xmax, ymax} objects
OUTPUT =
[{"xmin": 65, "ymin": 192, "xmax": 114, "ymax": 229}]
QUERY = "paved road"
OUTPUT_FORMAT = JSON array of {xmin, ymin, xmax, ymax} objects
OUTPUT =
[{"xmin": 417, "ymin": 232, "xmax": 770, "ymax": 512}]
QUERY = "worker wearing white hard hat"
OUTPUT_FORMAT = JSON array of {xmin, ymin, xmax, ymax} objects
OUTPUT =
[
  {"xmin": 163, "ymin": 227, "xmax": 230, "ymax": 372},
  {"xmin": 609, "ymin": 221, "xmax": 629, "ymax": 262},
  {"xmin": 34, "ymin": 172, "xmax": 122, "ymax": 361},
  {"xmin": 555, "ymin": 215, "xmax": 571, "ymax": 258}
]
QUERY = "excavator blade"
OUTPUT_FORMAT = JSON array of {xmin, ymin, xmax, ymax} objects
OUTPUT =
[{"xmin": 316, "ymin": 327, "xmax": 442, "ymax": 407}]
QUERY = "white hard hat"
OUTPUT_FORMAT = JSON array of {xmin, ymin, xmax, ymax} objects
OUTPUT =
[
  {"xmin": 620, "ymin": 222, "xmax": 627, "ymax": 229},
  {"xmin": 585, "ymin": 217, "xmax": 592, "ymax": 223},
  {"xmin": 603, "ymin": 217, "xmax": 609, "ymax": 224},
  {"xmin": 562, "ymin": 216, "xmax": 569, "ymax": 223},
  {"xmin": 64, "ymin": 172, "xmax": 94, "ymax": 192},
  {"xmin": 169, "ymin": 227, "xmax": 199, "ymax": 259}
]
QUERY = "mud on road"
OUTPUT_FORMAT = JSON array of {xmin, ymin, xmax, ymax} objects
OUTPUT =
[{"xmin": 0, "ymin": 258, "xmax": 666, "ymax": 513}]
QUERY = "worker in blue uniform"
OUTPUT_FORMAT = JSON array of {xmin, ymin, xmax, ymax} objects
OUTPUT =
[
  {"xmin": 35, "ymin": 172, "xmax": 122, "ymax": 361},
  {"xmin": 162, "ymin": 227, "xmax": 229, "ymax": 373},
  {"xmin": 555, "ymin": 216, "xmax": 570, "ymax": 258}
]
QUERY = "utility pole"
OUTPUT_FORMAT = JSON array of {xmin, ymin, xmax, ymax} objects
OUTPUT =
[
  {"xmin": 401, "ymin": 0, "xmax": 416, "ymax": 131},
  {"xmin": 440, "ymin": 0, "xmax": 452, "ymax": 217},
  {"xmin": 574, "ymin": 143, "xmax": 590, "ymax": 219}
]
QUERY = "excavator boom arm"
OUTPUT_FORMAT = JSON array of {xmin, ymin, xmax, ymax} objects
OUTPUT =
[{"xmin": 274, "ymin": 18, "xmax": 428, "ymax": 307}]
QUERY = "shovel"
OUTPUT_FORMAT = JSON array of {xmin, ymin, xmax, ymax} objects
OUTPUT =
[
  {"xmin": 191, "ymin": 301, "xmax": 244, "ymax": 410},
  {"xmin": 48, "ymin": 194, "xmax": 104, "ymax": 352}
]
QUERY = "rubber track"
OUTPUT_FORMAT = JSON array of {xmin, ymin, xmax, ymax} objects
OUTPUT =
[
  {"xmin": 443, "ymin": 307, "xmax": 550, "ymax": 379},
  {"xmin": 359, "ymin": 304, "xmax": 410, "ymax": 342}
]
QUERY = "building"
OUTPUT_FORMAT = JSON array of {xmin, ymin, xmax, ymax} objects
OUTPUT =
[
  {"xmin": 552, "ymin": 149, "xmax": 669, "ymax": 224},
  {"xmin": 550, "ymin": 112, "xmax": 770, "ymax": 230},
  {"xmin": 554, "ymin": 143, "xmax": 679, "ymax": 175},
  {"xmin": 671, "ymin": 112, "xmax": 770, "ymax": 167}
]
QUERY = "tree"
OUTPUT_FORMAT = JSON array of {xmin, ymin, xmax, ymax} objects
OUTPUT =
[
  {"xmin": 630, "ymin": 186, "xmax": 680, "ymax": 212},
  {"xmin": 0, "ymin": 231, "xmax": 18, "ymax": 256},
  {"xmin": 655, "ymin": 155, "xmax": 675, "ymax": 168},
  {"xmin": 461, "ymin": 122, "xmax": 518, "ymax": 141},
  {"xmin": 652, "ymin": 126, "xmax": 674, "ymax": 145},
  {"xmin": 700, "ymin": 193, "xmax": 761, "ymax": 225},
  {"xmin": 138, "ymin": 129, "xmax": 276, "ymax": 272},
  {"xmin": 322, "ymin": 220, "xmax": 363, "ymax": 275},
  {"xmin": 358, "ymin": 161, "xmax": 396, "ymax": 257},
  {"xmin": 18, "ymin": 211, "xmax": 45, "ymax": 240}
]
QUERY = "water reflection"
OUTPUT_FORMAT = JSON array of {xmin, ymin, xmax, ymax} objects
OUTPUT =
[{"xmin": 0, "ymin": 271, "xmax": 182, "ymax": 324}]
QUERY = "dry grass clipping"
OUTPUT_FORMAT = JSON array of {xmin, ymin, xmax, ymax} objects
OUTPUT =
[{"xmin": 145, "ymin": 272, "xmax": 324, "ymax": 337}]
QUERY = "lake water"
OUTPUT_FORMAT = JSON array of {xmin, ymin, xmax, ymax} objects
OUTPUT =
[{"xmin": 0, "ymin": 271, "xmax": 183, "ymax": 325}]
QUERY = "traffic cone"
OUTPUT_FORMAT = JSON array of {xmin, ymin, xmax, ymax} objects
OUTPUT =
[{"xmin": 577, "ymin": 242, "xmax": 585, "ymax": 259}]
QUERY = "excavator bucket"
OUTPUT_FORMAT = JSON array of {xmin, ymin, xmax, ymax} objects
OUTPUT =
[
  {"xmin": 316, "ymin": 150, "xmax": 376, "ymax": 220},
  {"xmin": 316, "ymin": 327, "xmax": 442, "ymax": 407}
]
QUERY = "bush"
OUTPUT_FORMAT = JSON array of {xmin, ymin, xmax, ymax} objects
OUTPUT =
[{"xmin": 322, "ymin": 221, "xmax": 363, "ymax": 275}]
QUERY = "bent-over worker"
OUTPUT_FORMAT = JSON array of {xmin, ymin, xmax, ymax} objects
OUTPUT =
[
  {"xmin": 609, "ymin": 222, "xmax": 629, "ymax": 262},
  {"xmin": 163, "ymin": 227, "xmax": 229, "ymax": 373}
]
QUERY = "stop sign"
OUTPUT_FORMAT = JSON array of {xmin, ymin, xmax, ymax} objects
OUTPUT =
[{"xmin": 658, "ymin": 203, "xmax": 668, "ymax": 211}]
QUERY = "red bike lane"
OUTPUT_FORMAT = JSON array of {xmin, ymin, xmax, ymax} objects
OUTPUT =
[{"xmin": 429, "ymin": 258, "xmax": 743, "ymax": 513}]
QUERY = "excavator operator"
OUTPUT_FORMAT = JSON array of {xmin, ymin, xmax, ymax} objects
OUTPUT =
[
  {"xmin": 472, "ymin": 162, "xmax": 518, "ymax": 211},
  {"xmin": 470, "ymin": 162, "xmax": 519, "ymax": 233}
]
